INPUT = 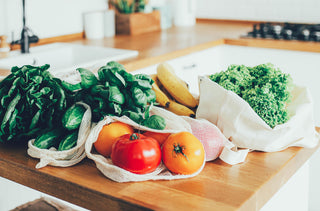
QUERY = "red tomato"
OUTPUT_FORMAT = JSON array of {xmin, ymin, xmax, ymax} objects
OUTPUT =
[{"xmin": 111, "ymin": 133, "xmax": 161, "ymax": 174}]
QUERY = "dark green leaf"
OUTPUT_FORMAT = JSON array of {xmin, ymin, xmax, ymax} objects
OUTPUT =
[
  {"xmin": 145, "ymin": 89, "xmax": 156, "ymax": 103},
  {"xmin": 77, "ymin": 68, "xmax": 98, "ymax": 89},
  {"xmin": 109, "ymin": 86, "xmax": 125, "ymax": 104},
  {"xmin": 108, "ymin": 102, "xmax": 122, "ymax": 116},
  {"xmin": 142, "ymin": 115, "xmax": 166, "ymax": 130},
  {"xmin": 1, "ymin": 94, "xmax": 21, "ymax": 132},
  {"xmin": 98, "ymin": 66, "xmax": 126, "ymax": 87},
  {"xmin": 133, "ymin": 74, "xmax": 154, "ymax": 84},
  {"xmin": 122, "ymin": 110, "xmax": 143, "ymax": 123},
  {"xmin": 61, "ymin": 80, "xmax": 82, "ymax": 92},
  {"xmin": 131, "ymin": 87, "xmax": 147, "ymax": 107},
  {"xmin": 29, "ymin": 110, "xmax": 41, "ymax": 130}
]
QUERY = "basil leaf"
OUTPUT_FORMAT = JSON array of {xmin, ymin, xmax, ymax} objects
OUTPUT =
[
  {"xmin": 132, "ymin": 79, "xmax": 152, "ymax": 90},
  {"xmin": 61, "ymin": 80, "xmax": 81, "ymax": 92},
  {"xmin": 77, "ymin": 68, "xmax": 98, "ymax": 89},
  {"xmin": 106, "ymin": 61, "xmax": 125, "ymax": 70},
  {"xmin": 131, "ymin": 87, "xmax": 147, "ymax": 107},
  {"xmin": 133, "ymin": 74, "xmax": 154, "ymax": 84},
  {"xmin": 108, "ymin": 102, "xmax": 122, "ymax": 116},
  {"xmin": 142, "ymin": 115, "xmax": 166, "ymax": 130},
  {"xmin": 122, "ymin": 110, "xmax": 143, "ymax": 123},
  {"xmin": 98, "ymin": 66, "xmax": 126, "ymax": 87},
  {"xmin": 145, "ymin": 89, "xmax": 156, "ymax": 103},
  {"xmin": 109, "ymin": 86, "xmax": 125, "ymax": 104}
]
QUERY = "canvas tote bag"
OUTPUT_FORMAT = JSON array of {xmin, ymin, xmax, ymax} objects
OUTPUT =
[{"xmin": 196, "ymin": 76, "xmax": 319, "ymax": 165}]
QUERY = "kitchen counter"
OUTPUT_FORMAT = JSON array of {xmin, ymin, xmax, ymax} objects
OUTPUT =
[
  {"xmin": 1, "ymin": 20, "xmax": 320, "ymax": 210},
  {"xmin": 0, "ymin": 128, "xmax": 319, "ymax": 210}
]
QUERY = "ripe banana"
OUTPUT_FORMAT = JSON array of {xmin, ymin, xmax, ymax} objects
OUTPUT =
[
  {"xmin": 167, "ymin": 100, "xmax": 195, "ymax": 117},
  {"xmin": 157, "ymin": 63, "xmax": 198, "ymax": 108},
  {"xmin": 150, "ymin": 74, "xmax": 170, "ymax": 108}
]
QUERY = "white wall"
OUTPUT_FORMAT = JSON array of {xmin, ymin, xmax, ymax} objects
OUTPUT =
[
  {"xmin": 196, "ymin": 0, "xmax": 320, "ymax": 23},
  {"xmin": 0, "ymin": 0, "xmax": 107, "ymax": 41}
]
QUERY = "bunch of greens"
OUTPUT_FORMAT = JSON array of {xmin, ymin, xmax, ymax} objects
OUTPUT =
[
  {"xmin": 110, "ymin": 0, "xmax": 147, "ymax": 14},
  {"xmin": 0, "ymin": 65, "xmax": 70, "ymax": 143},
  {"xmin": 62, "ymin": 61, "xmax": 165, "ymax": 130},
  {"xmin": 0, "ymin": 61, "xmax": 166, "ymax": 145},
  {"xmin": 209, "ymin": 63, "xmax": 293, "ymax": 128}
]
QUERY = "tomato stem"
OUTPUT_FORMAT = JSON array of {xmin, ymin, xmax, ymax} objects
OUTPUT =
[
  {"xmin": 130, "ymin": 133, "xmax": 140, "ymax": 140},
  {"xmin": 173, "ymin": 143, "xmax": 189, "ymax": 162}
]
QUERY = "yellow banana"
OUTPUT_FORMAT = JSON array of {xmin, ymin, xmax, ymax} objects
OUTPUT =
[
  {"xmin": 177, "ymin": 76, "xmax": 189, "ymax": 90},
  {"xmin": 150, "ymin": 74, "xmax": 170, "ymax": 108},
  {"xmin": 167, "ymin": 100, "xmax": 195, "ymax": 117},
  {"xmin": 157, "ymin": 63, "xmax": 198, "ymax": 108}
]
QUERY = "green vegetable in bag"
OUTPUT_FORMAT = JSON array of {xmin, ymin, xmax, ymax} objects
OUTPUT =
[
  {"xmin": 209, "ymin": 63, "xmax": 293, "ymax": 128},
  {"xmin": 33, "ymin": 129, "xmax": 63, "ymax": 149},
  {"xmin": 142, "ymin": 115, "xmax": 166, "ymax": 130},
  {"xmin": 58, "ymin": 130, "xmax": 78, "ymax": 151},
  {"xmin": 0, "ymin": 65, "xmax": 70, "ymax": 143},
  {"xmin": 60, "ymin": 61, "xmax": 166, "ymax": 130},
  {"xmin": 62, "ymin": 104, "xmax": 86, "ymax": 130}
]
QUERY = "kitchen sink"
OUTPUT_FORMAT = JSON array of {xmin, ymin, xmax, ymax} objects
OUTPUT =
[{"xmin": 0, "ymin": 43, "xmax": 138, "ymax": 80}]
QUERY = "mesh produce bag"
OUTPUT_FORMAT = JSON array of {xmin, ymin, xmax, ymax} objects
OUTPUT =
[
  {"xmin": 85, "ymin": 106, "xmax": 225, "ymax": 182},
  {"xmin": 27, "ymin": 102, "xmax": 92, "ymax": 168}
]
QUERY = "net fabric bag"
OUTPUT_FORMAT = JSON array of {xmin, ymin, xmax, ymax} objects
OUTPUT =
[
  {"xmin": 196, "ymin": 76, "xmax": 319, "ymax": 165},
  {"xmin": 85, "ymin": 106, "xmax": 208, "ymax": 183},
  {"xmin": 181, "ymin": 117, "xmax": 226, "ymax": 161},
  {"xmin": 27, "ymin": 102, "xmax": 92, "ymax": 168}
]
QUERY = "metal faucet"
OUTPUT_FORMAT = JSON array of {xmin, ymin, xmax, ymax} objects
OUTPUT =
[{"xmin": 11, "ymin": 0, "xmax": 39, "ymax": 53}]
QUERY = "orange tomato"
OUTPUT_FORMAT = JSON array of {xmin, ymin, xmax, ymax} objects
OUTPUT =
[
  {"xmin": 162, "ymin": 131, "xmax": 205, "ymax": 175},
  {"xmin": 143, "ymin": 131, "xmax": 171, "ymax": 146},
  {"xmin": 94, "ymin": 122, "xmax": 134, "ymax": 157}
]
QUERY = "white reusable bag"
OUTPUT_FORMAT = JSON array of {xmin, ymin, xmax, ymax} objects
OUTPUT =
[
  {"xmin": 196, "ymin": 76, "xmax": 319, "ymax": 165},
  {"xmin": 27, "ymin": 102, "xmax": 92, "ymax": 168},
  {"xmin": 85, "ymin": 106, "xmax": 209, "ymax": 183}
]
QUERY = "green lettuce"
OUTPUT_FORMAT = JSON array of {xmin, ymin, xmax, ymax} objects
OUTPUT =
[{"xmin": 209, "ymin": 63, "xmax": 293, "ymax": 128}]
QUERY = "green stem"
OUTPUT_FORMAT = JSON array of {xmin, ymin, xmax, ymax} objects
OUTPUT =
[
  {"xmin": 130, "ymin": 133, "xmax": 140, "ymax": 140},
  {"xmin": 173, "ymin": 143, "xmax": 189, "ymax": 162}
]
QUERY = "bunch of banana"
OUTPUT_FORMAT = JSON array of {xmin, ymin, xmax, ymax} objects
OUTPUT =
[{"xmin": 150, "ymin": 63, "xmax": 198, "ymax": 117}]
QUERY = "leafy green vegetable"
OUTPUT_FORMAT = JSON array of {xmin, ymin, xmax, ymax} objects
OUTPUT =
[
  {"xmin": 33, "ymin": 129, "xmax": 64, "ymax": 149},
  {"xmin": 0, "ymin": 65, "xmax": 70, "ymax": 143},
  {"xmin": 58, "ymin": 130, "xmax": 78, "ymax": 151},
  {"xmin": 209, "ymin": 63, "xmax": 293, "ymax": 128},
  {"xmin": 62, "ymin": 104, "xmax": 86, "ymax": 130},
  {"xmin": 77, "ymin": 68, "xmax": 98, "ymax": 89},
  {"xmin": 142, "ymin": 114, "xmax": 166, "ymax": 130},
  {"xmin": 0, "ymin": 61, "xmax": 166, "ymax": 145},
  {"xmin": 62, "ymin": 61, "xmax": 165, "ymax": 129}
]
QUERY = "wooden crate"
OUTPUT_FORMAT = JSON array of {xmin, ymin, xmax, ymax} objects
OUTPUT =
[{"xmin": 116, "ymin": 10, "xmax": 161, "ymax": 35}]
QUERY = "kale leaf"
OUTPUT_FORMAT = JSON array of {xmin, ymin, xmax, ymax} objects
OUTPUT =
[{"xmin": 209, "ymin": 63, "xmax": 293, "ymax": 128}]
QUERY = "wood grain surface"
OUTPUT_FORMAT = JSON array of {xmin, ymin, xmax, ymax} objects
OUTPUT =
[{"xmin": 0, "ymin": 128, "xmax": 319, "ymax": 210}]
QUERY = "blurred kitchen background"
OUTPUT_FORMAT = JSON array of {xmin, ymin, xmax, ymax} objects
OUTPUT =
[
  {"xmin": 0, "ymin": 0, "xmax": 319, "ymax": 210},
  {"xmin": 1, "ymin": 0, "xmax": 320, "ymax": 40}
]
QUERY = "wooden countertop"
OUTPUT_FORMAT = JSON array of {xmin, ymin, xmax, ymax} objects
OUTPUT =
[
  {"xmin": 1, "ymin": 20, "xmax": 320, "ymax": 210},
  {"xmin": 1, "ymin": 129, "xmax": 319, "ymax": 211}
]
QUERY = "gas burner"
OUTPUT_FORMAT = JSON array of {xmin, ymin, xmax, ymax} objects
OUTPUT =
[{"xmin": 243, "ymin": 22, "xmax": 320, "ymax": 42}]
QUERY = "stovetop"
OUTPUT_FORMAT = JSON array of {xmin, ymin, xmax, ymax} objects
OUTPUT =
[{"xmin": 243, "ymin": 22, "xmax": 320, "ymax": 42}]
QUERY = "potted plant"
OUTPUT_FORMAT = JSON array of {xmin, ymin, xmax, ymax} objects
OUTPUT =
[{"xmin": 109, "ymin": 0, "xmax": 161, "ymax": 35}]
